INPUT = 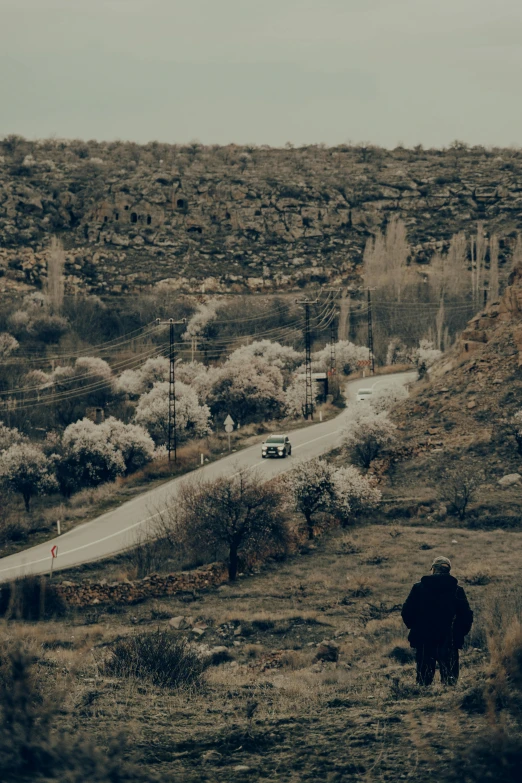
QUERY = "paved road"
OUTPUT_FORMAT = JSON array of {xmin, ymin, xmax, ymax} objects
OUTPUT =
[{"xmin": 0, "ymin": 371, "xmax": 415, "ymax": 581}]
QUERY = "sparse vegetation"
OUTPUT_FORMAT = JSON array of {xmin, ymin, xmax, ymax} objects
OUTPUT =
[
  {"xmin": 1, "ymin": 523, "xmax": 520, "ymax": 782},
  {"xmin": 104, "ymin": 630, "xmax": 206, "ymax": 688}
]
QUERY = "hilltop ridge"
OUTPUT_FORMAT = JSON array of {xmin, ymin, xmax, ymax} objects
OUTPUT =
[{"xmin": 2, "ymin": 138, "xmax": 522, "ymax": 296}]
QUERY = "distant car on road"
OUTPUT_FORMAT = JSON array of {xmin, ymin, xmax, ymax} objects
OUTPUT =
[
  {"xmin": 261, "ymin": 434, "xmax": 292, "ymax": 458},
  {"xmin": 356, "ymin": 388, "xmax": 373, "ymax": 402}
]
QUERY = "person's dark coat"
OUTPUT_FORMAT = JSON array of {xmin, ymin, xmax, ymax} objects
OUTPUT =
[{"xmin": 401, "ymin": 573, "xmax": 473, "ymax": 649}]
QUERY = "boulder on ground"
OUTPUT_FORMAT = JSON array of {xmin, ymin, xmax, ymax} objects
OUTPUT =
[
  {"xmin": 169, "ymin": 615, "xmax": 188, "ymax": 630},
  {"xmin": 498, "ymin": 473, "xmax": 522, "ymax": 487}
]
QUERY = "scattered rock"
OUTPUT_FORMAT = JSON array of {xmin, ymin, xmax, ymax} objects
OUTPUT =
[
  {"xmin": 169, "ymin": 615, "xmax": 187, "ymax": 630},
  {"xmin": 498, "ymin": 473, "xmax": 522, "ymax": 487}
]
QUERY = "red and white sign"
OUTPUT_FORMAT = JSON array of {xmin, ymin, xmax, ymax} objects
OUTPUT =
[
  {"xmin": 51, "ymin": 545, "xmax": 58, "ymax": 558},
  {"xmin": 357, "ymin": 360, "xmax": 371, "ymax": 367}
]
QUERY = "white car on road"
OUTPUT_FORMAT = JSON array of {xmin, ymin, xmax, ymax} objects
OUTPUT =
[{"xmin": 356, "ymin": 388, "xmax": 373, "ymax": 402}]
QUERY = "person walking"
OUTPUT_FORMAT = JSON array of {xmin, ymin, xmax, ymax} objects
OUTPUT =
[{"xmin": 401, "ymin": 556, "xmax": 473, "ymax": 686}]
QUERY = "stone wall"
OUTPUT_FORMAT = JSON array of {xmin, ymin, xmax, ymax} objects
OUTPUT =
[
  {"xmin": 2, "ymin": 140, "xmax": 522, "ymax": 296},
  {"xmin": 57, "ymin": 562, "xmax": 229, "ymax": 607}
]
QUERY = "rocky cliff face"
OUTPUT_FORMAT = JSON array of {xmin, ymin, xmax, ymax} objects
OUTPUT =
[
  {"xmin": 391, "ymin": 265, "xmax": 522, "ymax": 501},
  {"xmin": 1, "ymin": 139, "xmax": 522, "ymax": 296}
]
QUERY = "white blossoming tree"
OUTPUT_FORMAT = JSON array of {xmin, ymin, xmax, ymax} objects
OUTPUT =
[
  {"xmin": 135, "ymin": 381, "xmax": 212, "ymax": 445},
  {"xmin": 227, "ymin": 340, "xmax": 302, "ymax": 371},
  {"xmin": 206, "ymin": 356, "xmax": 285, "ymax": 424},
  {"xmin": 0, "ymin": 444, "xmax": 58, "ymax": 511},
  {"xmin": 115, "ymin": 357, "xmax": 170, "ymax": 398},
  {"xmin": 313, "ymin": 341, "xmax": 369, "ymax": 376},
  {"xmin": 0, "ymin": 422, "xmax": 25, "ymax": 452},
  {"xmin": 343, "ymin": 410, "xmax": 397, "ymax": 468},
  {"xmin": 60, "ymin": 418, "xmax": 126, "ymax": 490},
  {"xmin": 284, "ymin": 376, "xmax": 319, "ymax": 419},
  {"xmin": 284, "ymin": 458, "xmax": 337, "ymax": 539},
  {"xmin": 0, "ymin": 332, "xmax": 19, "ymax": 358},
  {"xmin": 285, "ymin": 457, "xmax": 382, "ymax": 538},
  {"xmin": 331, "ymin": 465, "xmax": 381, "ymax": 526},
  {"xmin": 24, "ymin": 356, "xmax": 115, "ymax": 426},
  {"xmin": 101, "ymin": 417, "xmax": 156, "ymax": 473},
  {"xmin": 369, "ymin": 385, "xmax": 408, "ymax": 413}
]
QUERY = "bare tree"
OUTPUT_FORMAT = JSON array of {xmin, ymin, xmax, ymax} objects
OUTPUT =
[
  {"xmin": 45, "ymin": 237, "xmax": 65, "ymax": 315},
  {"xmin": 167, "ymin": 471, "xmax": 286, "ymax": 580},
  {"xmin": 437, "ymin": 465, "xmax": 484, "ymax": 521},
  {"xmin": 471, "ymin": 224, "xmax": 488, "ymax": 309},
  {"xmin": 435, "ymin": 297, "xmax": 445, "ymax": 351},
  {"xmin": 512, "ymin": 233, "xmax": 522, "ymax": 273},
  {"xmin": 489, "ymin": 234, "xmax": 500, "ymax": 303}
]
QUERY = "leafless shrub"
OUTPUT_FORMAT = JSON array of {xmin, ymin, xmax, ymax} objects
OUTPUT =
[
  {"xmin": 160, "ymin": 470, "xmax": 287, "ymax": 580},
  {"xmin": 104, "ymin": 630, "xmax": 206, "ymax": 688},
  {"xmin": 436, "ymin": 465, "xmax": 484, "ymax": 520}
]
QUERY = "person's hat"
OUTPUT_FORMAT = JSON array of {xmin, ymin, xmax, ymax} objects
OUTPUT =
[{"xmin": 431, "ymin": 556, "xmax": 451, "ymax": 571}]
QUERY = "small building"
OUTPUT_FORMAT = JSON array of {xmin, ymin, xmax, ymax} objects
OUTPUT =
[{"xmin": 296, "ymin": 372, "xmax": 328, "ymax": 401}]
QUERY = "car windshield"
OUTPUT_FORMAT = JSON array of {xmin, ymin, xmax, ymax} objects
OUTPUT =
[{"xmin": 266, "ymin": 436, "xmax": 285, "ymax": 443}]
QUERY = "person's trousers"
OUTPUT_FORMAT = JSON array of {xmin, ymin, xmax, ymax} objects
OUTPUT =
[{"xmin": 415, "ymin": 639, "xmax": 459, "ymax": 686}]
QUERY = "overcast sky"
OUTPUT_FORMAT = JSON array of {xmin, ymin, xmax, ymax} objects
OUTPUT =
[{"xmin": 1, "ymin": 0, "xmax": 521, "ymax": 147}]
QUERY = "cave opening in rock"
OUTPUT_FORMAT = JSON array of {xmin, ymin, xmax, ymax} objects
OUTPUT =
[
  {"xmin": 147, "ymin": 215, "xmax": 152, "ymax": 225},
  {"xmin": 131, "ymin": 212, "xmax": 138, "ymax": 223}
]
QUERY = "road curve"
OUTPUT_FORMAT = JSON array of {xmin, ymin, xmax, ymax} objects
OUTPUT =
[{"xmin": 0, "ymin": 371, "xmax": 415, "ymax": 581}]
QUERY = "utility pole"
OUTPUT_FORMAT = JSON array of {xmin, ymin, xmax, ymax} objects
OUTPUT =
[
  {"xmin": 329, "ymin": 312, "xmax": 337, "ymax": 398},
  {"xmin": 296, "ymin": 298, "xmax": 318, "ymax": 420},
  {"xmin": 329, "ymin": 315, "xmax": 337, "ymax": 376},
  {"xmin": 191, "ymin": 336, "xmax": 197, "ymax": 363},
  {"xmin": 367, "ymin": 289, "xmax": 375, "ymax": 376},
  {"xmin": 156, "ymin": 317, "xmax": 186, "ymax": 462}
]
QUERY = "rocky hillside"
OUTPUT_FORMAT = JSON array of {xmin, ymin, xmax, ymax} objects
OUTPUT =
[
  {"xmin": 2, "ymin": 138, "xmax": 522, "ymax": 296},
  {"xmin": 389, "ymin": 264, "xmax": 522, "ymax": 522}
]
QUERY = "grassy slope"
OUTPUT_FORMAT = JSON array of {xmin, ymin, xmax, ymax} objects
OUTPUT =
[{"xmin": 4, "ymin": 522, "xmax": 519, "ymax": 782}]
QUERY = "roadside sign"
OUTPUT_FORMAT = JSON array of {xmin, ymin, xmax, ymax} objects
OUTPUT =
[
  {"xmin": 224, "ymin": 414, "xmax": 235, "ymax": 451},
  {"xmin": 50, "ymin": 544, "xmax": 58, "ymax": 579},
  {"xmin": 357, "ymin": 360, "xmax": 371, "ymax": 367}
]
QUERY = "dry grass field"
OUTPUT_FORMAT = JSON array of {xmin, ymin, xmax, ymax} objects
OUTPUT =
[{"xmin": 2, "ymin": 521, "xmax": 522, "ymax": 782}]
